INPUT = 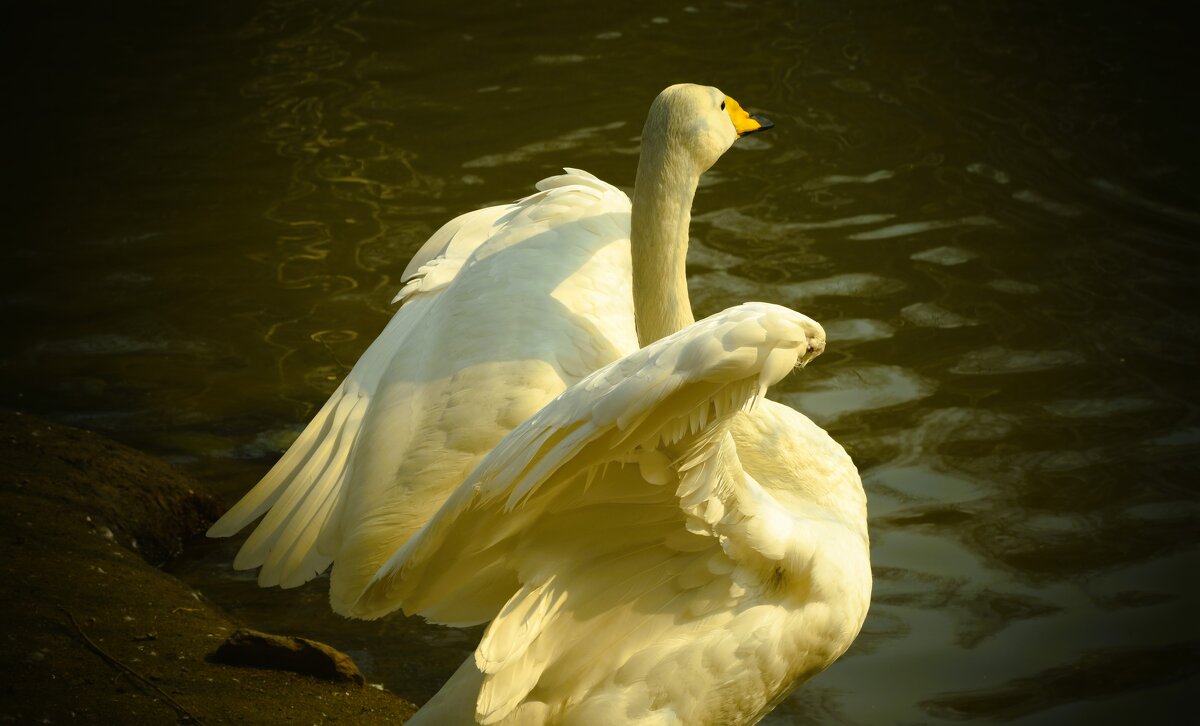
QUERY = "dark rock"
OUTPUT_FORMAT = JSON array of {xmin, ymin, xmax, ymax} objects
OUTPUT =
[
  {"xmin": 0, "ymin": 409, "xmax": 223, "ymax": 566},
  {"xmin": 212, "ymin": 628, "xmax": 367, "ymax": 685},
  {"xmin": 0, "ymin": 410, "xmax": 415, "ymax": 724}
]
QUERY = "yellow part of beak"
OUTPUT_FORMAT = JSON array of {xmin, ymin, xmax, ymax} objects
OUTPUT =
[{"xmin": 725, "ymin": 95, "xmax": 773, "ymax": 137}]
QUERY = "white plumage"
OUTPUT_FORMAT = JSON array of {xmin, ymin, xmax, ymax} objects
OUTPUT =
[
  {"xmin": 209, "ymin": 83, "xmax": 870, "ymax": 724},
  {"xmin": 361, "ymin": 304, "xmax": 870, "ymax": 724},
  {"xmin": 208, "ymin": 168, "xmax": 638, "ymax": 612}
]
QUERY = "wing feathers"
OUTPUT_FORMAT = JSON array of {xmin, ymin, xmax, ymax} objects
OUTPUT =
[
  {"xmin": 206, "ymin": 388, "xmax": 344, "ymax": 538},
  {"xmin": 365, "ymin": 302, "xmax": 822, "ymax": 595},
  {"xmin": 478, "ymin": 577, "xmax": 563, "ymax": 670},
  {"xmin": 229, "ymin": 387, "xmax": 366, "ymax": 575},
  {"xmin": 356, "ymin": 303, "xmax": 828, "ymax": 722},
  {"xmin": 210, "ymin": 166, "xmax": 633, "ymax": 598}
]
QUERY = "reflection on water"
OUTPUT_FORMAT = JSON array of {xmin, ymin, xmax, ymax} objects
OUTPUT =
[
  {"xmin": 922, "ymin": 641, "xmax": 1200, "ymax": 722},
  {"xmin": 7, "ymin": 0, "xmax": 1199, "ymax": 722}
]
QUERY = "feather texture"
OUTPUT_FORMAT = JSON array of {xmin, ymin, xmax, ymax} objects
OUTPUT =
[
  {"xmin": 208, "ymin": 168, "xmax": 638, "ymax": 612},
  {"xmin": 357, "ymin": 303, "xmax": 871, "ymax": 724}
]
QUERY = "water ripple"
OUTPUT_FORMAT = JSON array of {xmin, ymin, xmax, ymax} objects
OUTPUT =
[
  {"xmin": 849, "ymin": 216, "xmax": 998, "ymax": 240},
  {"xmin": 784, "ymin": 364, "xmax": 937, "ymax": 423},
  {"xmin": 951, "ymin": 346, "xmax": 1087, "ymax": 375}
]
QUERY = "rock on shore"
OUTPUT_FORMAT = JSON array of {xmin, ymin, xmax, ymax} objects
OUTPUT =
[{"xmin": 0, "ymin": 410, "xmax": 417, "ymax": 724}]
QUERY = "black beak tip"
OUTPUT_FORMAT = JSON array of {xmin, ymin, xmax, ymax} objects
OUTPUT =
[{"xmin": 750, "ymin": 114, "xmax": 775, "ymax": 132}]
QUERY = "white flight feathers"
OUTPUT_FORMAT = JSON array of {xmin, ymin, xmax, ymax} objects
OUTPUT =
[
  {"xmin": 349, "ymin": 304, "xmax": 867, "ymax": 725},
  {"xmin": 208, "ymin": 166, "xmax": 639, "ymax": 608},
  {"xmin": 358, "ymin": 302, "xmax": 827, "ymax": 619}
]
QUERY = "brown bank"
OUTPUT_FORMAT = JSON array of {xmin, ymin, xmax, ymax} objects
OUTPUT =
[{"xmin": 0, "ymin": 410, "xmax": 417, "ymax": 724}]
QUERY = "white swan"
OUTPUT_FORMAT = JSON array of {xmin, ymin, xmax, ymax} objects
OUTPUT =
[{"xmin": 209, "ymin": 84, "xmax": 871, "ymax": 723}]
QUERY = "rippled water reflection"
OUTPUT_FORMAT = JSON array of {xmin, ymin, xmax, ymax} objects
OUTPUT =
[{"xmin": 8, "ymin": 0, "xmax": 1199, "ymax": 722}]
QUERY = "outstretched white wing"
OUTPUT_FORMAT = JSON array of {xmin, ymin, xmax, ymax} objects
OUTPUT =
[
  {"xmin": 207, "ymin": 169, "xmax": 639, "ymax": 614},
  {"xmin": 357, "ymin": 303, "xmax": 866, "ymax": 725}
]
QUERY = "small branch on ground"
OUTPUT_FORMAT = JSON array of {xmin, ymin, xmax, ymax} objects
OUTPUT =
[{"xmin": 59, "ymin": 606, "xmax": 207, "ymax": 726}]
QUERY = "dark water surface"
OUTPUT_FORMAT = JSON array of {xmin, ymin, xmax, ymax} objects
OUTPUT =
[{"xmin": 7, "ymin": 1, "xmax": 1199, "ymax": 722}]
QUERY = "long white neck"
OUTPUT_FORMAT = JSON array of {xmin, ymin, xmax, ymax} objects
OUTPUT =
[{"xmin": 630, "ymin": 134, "xmax": 701, "ymax": 346}]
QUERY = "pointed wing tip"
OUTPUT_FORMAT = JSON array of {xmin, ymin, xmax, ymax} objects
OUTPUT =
[{"xmin": 205, "ymin": 512, "xmax": 245, "ymax": 539}]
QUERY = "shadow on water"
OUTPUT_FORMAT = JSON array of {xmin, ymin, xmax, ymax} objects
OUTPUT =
[
  {"xmin": 7, "ymin": 0, "xmax": 1200, "ymax": 722},
  {"xmin": 921, "ymin": 641, "xmax": 1200, "ymax": 722}
]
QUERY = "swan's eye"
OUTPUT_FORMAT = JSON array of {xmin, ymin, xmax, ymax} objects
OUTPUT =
[{"xmin": 720, "ymin": 100, "xmax": 726, "ymax": 110}]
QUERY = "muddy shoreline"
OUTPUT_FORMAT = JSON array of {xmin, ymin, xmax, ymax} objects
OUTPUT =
[{"xmin": 0, "ymin": 410, "xmax": 417, "ymax": 724}]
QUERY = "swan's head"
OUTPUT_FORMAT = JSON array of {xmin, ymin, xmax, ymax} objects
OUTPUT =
[{"xmin": 642, "ymin": 83, "xmax": 773, "ymax": 173}]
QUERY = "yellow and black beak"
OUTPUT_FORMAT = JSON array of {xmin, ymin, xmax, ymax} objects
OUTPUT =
[{"xmin": 725, "ymin": 95, "xmax": 774, "ymax": 137}]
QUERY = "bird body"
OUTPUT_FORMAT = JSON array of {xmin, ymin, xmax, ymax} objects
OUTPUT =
[{"xmin": 360, "ymin": 303, "xmax": 870, "ymax": 725}]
